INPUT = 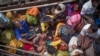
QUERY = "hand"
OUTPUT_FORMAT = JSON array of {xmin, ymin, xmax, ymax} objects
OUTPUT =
[
  {"xmin": 21, "ymin": 34, "xmax": 27, "ymax": 37},
  {"xmin": 29, "ymin": 42, "xmax": 33, "ymax": 45},
  {"xmin": 89, "ymin": 19, "xmax": 94, "ymax": 24},
  {"xmin": 29, "ymin": 29, "xmax": 34, "ymax": 32},
  {"xmin": 35, "ymin": 27, "xmax": 39, "ymax": 32}
]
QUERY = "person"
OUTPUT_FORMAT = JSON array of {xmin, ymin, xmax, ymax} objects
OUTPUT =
[
  {"xmin": 67, "ymin": 3, "xmax": 82, "ymax": 34},
  {"xmin": 13, "ymin": 20, "xmax": 36, "ymax": 45},
  {"xmin": 67, "ymin": 13, "xmax": 81, "ymax": 34},
  {"xmin": 32, "ymin": 33, "xmax": 47, "ymax": 53},
  {"xmin": 40, "ymin": 16, "xmax": 52, "ymax": 32},
  {"xmin": 78, "ymin": 24, "xmax": 100, "ymax": 56},
  {"xmin": 68, "ymin": 36, "xmax": 78, "ymax": 52},
  {"xmin": 93, "ymin": 5, "xmax": 100, "ymax": 27},
  {"xmin": 81, "ymin": 0, "xmax": 99, "ymax": 23},
  {"xmin": 80, "ymin": 24, "xmax": 100, "ymax": 38}
]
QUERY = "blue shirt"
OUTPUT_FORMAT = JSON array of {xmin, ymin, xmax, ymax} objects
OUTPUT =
[{"xmin": 14, "ymin": 20, "xmax": 29, "ymax": 40}]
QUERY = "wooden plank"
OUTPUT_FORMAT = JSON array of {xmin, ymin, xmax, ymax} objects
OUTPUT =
[{"xmin": 0, "ymin": 0, "xmax": 74, "ymax": 13}]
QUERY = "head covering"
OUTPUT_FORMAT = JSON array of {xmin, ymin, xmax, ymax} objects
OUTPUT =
[
  {"xmin": 58, "ymin": 3, "xmax": 66, "ymax": 12},
  {"xmin": 54, "ymin": 3, "xmax": 65, "ymax": 14},
  {"xmin": 67, "ymin": 14, "xmax": 81, "ymax": 26},
  {"xmin": 27, "ymin": 6, "xmax": 39, "ymax": 16}
]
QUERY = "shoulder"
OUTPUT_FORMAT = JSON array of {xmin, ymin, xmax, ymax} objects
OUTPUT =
[
  {"xmin": 82, "ymin": 24, "xmax": 91, "ymax": 31},
  {"xmin": 82, "ymin": 1, "xmax": 91, "ymax": 10},
  {"xmin": 97, "ymin": 29, "xmax": 100, "ymax": 35}
]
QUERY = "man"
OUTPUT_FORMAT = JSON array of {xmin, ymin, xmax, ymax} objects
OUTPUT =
[
  {"xmin": 80, "ymin": 24, "xmax": 100, "ymax": 38},
  {"xmin": 78, "ymin": 24, "xmax": 100, "ymax": 56},
  {"xmin": 81, "ymin": 0, "xmax": 99, "ymax": 23},
  {"xmin": 13, "ymin": 20, "xmax": 36, "ymax": 45}
]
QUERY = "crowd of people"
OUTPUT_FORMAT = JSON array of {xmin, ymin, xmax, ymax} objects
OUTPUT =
[{"xmin": 0, "ymin": 0, "xmax": 100, "ymax": 56}]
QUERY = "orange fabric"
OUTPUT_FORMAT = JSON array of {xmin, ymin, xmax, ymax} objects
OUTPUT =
[
  {"xmin": 54, "ymin": 23, "xmax": 65, "ymax": 40},
  {"xmin": 27, "ymin": 7, "xmax": 39, "ymax": 16}
]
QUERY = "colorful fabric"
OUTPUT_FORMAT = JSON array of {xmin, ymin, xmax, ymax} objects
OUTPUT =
[
  {"xmin": 0, "ymin": 29, "xmax": 15, "ymax": 44},
  {"xmin": 26, "ymin": 14, "xmax": 37, "ymax": 25},
  {"xmin": 40, "ymin": 22, "xmax": 47, "ymax": 32},
  {"xmin": 54, "ymin": 23, "xmax": 65, "ymax": 40},
  {"xmin": 50, "ymin": 39, "xmax": 62, "ymax": 49},
  {"xmin": 57, "ymin": 50, "xmax": 69, "ymax": 56},
  {"xmin": 67, "ymin": 14, "xmax": 81, "ymax": 26},
  {"xmin": 6, "ymin": 11, "xmax": 13, "ymax": 20},
  {"xmin": 7, "ymin": 39, "xmax": 23, "ymax": 53},
  {"xmin": 27, "ymin": 7, "xmax": 39, "ymax": 16},
  {"xmin": 23, "ymin": 43, "xmax": 34, "ymax": 51}
]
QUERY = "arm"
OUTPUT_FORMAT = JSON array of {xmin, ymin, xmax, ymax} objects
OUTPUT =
[
  {"xmin": 14, "ymin": 28, "xmax": 32, "ymax": 45},
  {"xmin": 82, "ymin": 15, "xmax": 94, "ymax": 23},
  {"xmin": 33, "ymin": 37, "xmax": 40, "ymax": 47},
  {"xmin": 19, "ymin": 39, "xmax": 33, "ymax": 45},
  {"xmin": 81, "ymin": 6, "xmax": 94, "ymax": 23}
]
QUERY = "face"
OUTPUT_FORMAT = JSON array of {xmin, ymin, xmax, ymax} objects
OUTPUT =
[
  {"xmin": 73, "ymin": 4, "xmax": 79, "ymax": 11},
  {"xmin": 92, "ymin": 1, "xmax": 99, "ymax": 7},
  {"xmin": 14, "ymin": 21, "xmax": 21, "ymax": 28},
  {"xmin": 87, "ymin": 28, "xmax": 93, "ymax": 34}
]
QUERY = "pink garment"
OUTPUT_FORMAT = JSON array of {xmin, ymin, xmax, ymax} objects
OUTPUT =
[{"xmin": 67, "ymin": 14, "xmax": 81, "ymax": 26}]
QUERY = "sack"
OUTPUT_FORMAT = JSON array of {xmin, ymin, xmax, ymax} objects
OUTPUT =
[
  {"xmin": 77, "ymin": 35, "xmax": 94, "ymax": 50},
  {"xmin": 27, "ymin": 7, "xmax": 39, "ymax": 16},
  {"xmin": 0, "ymin": 29, "xmax": 15, "ymax": 44},
  {"xmin": 75, "ymin": 18, "xmax": 85, "ymax": 33},
  {"xmin": 58, "ymin": 24, "xmax": 70, "ymax": 43},
  {"xmin": 26, "ymin": 14, "xmax": 37, "ymax": 25}
]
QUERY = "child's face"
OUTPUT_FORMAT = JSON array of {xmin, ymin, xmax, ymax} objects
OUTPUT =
[{"xmin": 74, "ymin": 4, "xmax": 79, "ymax": 11}]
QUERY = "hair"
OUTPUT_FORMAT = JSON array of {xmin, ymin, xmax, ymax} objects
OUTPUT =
[
  {"xmin": 90, "ymin": 24, "xmax": 98, "ymax": 33},
  {"xmin": 47, "ymin": 45, "xmax": 57, "ymax": 55},
  {"xmin": 56, "ymin": 5, "xmax": 62, "ymax": 11},
  {"xmin": 92, "ymin": 0, "xmax": 100, "ymax": 2}
]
